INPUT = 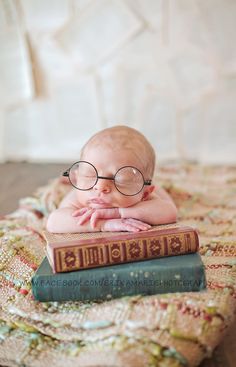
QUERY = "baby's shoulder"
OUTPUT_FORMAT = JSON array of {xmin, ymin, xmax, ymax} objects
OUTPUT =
[
  {"xmin": 144, "ymin": 185, "xmax": 172, "ymax": 201},
  {"xmin": 153, "ymin": 185, "xmax": 174, "ymax": 203}
]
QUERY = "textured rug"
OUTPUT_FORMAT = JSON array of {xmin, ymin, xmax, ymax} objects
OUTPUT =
[{"xmin": 0, "ymin": 162, "xmax": 235, "ymax": 367}]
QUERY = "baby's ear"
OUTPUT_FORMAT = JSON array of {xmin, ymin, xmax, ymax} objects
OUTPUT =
[{"xmin": 142, "ymin": 185, "xmax": 155, "ymax": 200}]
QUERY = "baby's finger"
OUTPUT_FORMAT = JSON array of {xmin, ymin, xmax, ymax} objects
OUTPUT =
[
  {"xmin": 123, "ymin": 222, "xmax": 140, "ymax": 232},
  {"xmin": 72, "ymin": 208, "xmax": 87, "ymax": 217},
  {"xmin": 91, "ymin": 209, "xmax": 120, "ymax": 228},
  {"xmin": 125, "ymin": 218, "xmax": 151, "ymax": 231},
  {"xmin": 77, "ymin": 209, "xmax": 94, "ymax": 224},
  {"xmin": 90, "ymin": 211, "xmax": 100, "ymax": 228}
]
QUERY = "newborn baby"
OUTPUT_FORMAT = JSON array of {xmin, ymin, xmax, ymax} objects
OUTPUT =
[{"xmin": 47, "ymin": 125, "xmax": 177, "ymax": 233}]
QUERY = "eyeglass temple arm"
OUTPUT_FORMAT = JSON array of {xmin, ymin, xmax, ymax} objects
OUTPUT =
[{"xmin": 62, "ymin": 170, "xmax": 69, "ymax": 177}]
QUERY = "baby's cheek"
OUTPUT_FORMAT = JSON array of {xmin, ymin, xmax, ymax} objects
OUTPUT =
[
  {"xmin": 115, "ymin": 193, "xmax": 142, "ymax": 208},
  {"xmin": 76, "ymin": 191, "xmax": 89, "ymax": 207}
]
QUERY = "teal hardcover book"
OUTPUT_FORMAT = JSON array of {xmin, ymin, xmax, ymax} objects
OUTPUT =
[{"xmin": 31, "ymin": 253, "xmax": 206, "ymax": 302}]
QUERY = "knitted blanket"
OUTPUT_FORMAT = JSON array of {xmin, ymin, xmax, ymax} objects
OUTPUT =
[{"xmin": 0, "ymin": 162, "xmax": 235, "ymax": 367}]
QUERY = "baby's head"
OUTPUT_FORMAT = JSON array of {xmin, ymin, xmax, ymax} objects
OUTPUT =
[
  {"xmin": 81, "ymin": 125, "xmax": 156, "ymax": 178},
  {"xmin": 70, "ymin": 126, "xmax": 156, "ymax": 209}
]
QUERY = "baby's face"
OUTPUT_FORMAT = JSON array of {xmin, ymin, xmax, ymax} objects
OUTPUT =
[{"xmin": 75, "ymin": 145, "xmax": 152, "ymax": 209}]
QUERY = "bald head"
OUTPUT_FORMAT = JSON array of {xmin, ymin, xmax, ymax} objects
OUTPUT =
[{"xmin": 80, "ymin": 125, "xmax": 156, "ymax": 179}]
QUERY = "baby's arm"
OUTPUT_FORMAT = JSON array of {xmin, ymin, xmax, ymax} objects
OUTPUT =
[
  {"xmin": 46, "ymin": 189, "xmax": 104, "ymax": 233},
  {"xmin": 46, "ymin": 190, "xmax": 150, "ymax": 233},
  {"xmin": 74, "ymin": 186, "xmax": 177, "ymax": 228},
  {"xmin": 120, "ymin": 186, "xmax": 177, "ymax": 225}
]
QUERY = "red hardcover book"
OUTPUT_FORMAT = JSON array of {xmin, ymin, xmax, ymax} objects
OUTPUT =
[{"xmin": 44, "ymin": 223, "xmax": 199, "ymax": 273}]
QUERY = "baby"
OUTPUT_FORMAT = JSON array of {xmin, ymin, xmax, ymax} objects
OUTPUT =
[{"xmin": 47, "ymin": 126, "xmax": 177, "ymax": 233}]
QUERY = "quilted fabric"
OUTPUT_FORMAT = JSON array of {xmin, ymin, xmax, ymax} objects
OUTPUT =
[{"xmin": 0, "ymin": 162, "xmax": 235, "ymax": 367}]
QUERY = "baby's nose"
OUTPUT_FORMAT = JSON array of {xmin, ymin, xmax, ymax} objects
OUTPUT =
[{"xmin": 94, "ymin": 178, "xmax": 112, "ymax": 193}]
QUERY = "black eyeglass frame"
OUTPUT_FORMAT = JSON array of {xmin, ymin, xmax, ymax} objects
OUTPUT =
[{"xmin": 63, "ymin": 160, "xmax": 152, "ymax": 196}]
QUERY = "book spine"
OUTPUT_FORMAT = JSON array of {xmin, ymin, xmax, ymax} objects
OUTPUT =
[
  {"xmin": 32, "ymin": 254, "xmax": 206, "ymax": 302},
  {"xmin": 52, "ymin": 230, "xmax": 199, "ymax": 272}
]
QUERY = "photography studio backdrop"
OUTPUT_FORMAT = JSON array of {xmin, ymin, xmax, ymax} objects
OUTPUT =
[{"xmin": 0, "ymin": 0, "xmax": 236, "ymax": 164}]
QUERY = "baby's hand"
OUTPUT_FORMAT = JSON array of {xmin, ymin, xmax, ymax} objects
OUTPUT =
[
  {"xmin": 101, "ymin": 218, "xmax": 151, "ymax": 232},
  {"xmin": 72, "ymin": 208, "xmax": 121, "ymax": 228}
]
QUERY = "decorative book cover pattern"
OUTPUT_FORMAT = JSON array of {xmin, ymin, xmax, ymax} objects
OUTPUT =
[{"xmin": 44, "ymin": 224, "xmax": 199, "ymax": 272}]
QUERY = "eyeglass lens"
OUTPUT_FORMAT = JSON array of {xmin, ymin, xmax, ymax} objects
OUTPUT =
[
  {"xmin": 69, "ymin": 162, "xmax": 97, "ymax": 190},
  {"xmin": 68, "ymin": 162, "xmax": 144, "ymax": 195},
  {"xmin": 114, "ymin": 166, "xmax": 144, "ymax": 195}
]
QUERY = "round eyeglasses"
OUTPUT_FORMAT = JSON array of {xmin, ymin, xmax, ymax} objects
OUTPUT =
[{"xmin": 63, "ymin": 161, "xmax": 152, "ymax": 196}]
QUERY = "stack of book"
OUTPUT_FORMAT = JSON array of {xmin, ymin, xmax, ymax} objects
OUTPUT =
[{"xmin": 31, "ymin": 224, "xmax": 206, "ymax": 302}]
